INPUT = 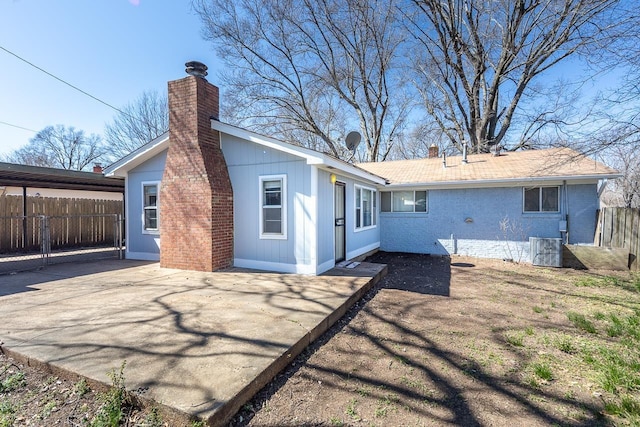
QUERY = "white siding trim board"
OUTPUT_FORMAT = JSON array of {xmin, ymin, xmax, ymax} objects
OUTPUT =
[
  {"xmin": 234, "ymin": 258, "xmax": 316, "ymax": 275},
  {"xmin": 126, "ymin": 250, "xmax": 160, "ymax": 261},
  {"xmin": 346, "ymin": 241, "xmax": 380, "ymax": 261}
]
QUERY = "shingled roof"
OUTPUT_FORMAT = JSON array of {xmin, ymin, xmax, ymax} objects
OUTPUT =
[{"xmin": 357, "ymin": 147, "xmax": 619, "ymax": 186}]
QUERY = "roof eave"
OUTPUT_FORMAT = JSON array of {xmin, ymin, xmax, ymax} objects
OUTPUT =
[
  {"xmin": 211, "ymin": 120, "xmax": 385, "ymax": 185},
  {"xmin": 382, "ymin": 173, "xmax": 622, "ymax": 189},
  {"xmin": 104, "ymin": 132, "xmax": 170, "ymax": 177}
]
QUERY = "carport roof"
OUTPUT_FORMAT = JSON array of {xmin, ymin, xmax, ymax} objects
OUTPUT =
[{"xmin": 0, "ymin": 162, "xmax": 124, "ymax": 193}]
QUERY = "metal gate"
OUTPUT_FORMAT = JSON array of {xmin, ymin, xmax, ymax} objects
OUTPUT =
[{"xmin": 0, "ymin": 214, "xmax": 123, "ymax": 275}]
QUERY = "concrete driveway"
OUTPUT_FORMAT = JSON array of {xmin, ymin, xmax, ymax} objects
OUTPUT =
[{"xmin": 0, "ymin": 260, "xmax": 386, "ymax": 426}]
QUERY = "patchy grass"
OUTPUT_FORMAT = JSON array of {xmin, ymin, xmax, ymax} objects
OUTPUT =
[
  {"xmin": 504, "ymin": 331, "xmax": 525, "ymax": 347},
  {"xmin": 237, "ymin": 254, "xmax": 640, "ymax": 427},
  {"xmin": 89, "ymin": 361, "xmax": 129, "ymax": 427},
  {"xmin": 0, "ymin": 352, "xmax": 185, "ymax": 427},
  {"xmin": 567, "ymin": 311, "xmax": 598, "ymax": 334},
  {"xmin": 533, "ymin": 362, "xmax": 553, "ymax": 381},
  {"xmin": 0, "ymin": 371, "xmax": 25, "ymax": 393}
]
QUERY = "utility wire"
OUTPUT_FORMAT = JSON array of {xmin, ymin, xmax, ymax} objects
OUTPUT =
[
  {"xmin": 0, "ymin": 44, "xmax": 127, "ymax": 116},
  {"xmin": 0, "ymin": 120, "xmax": 37, "ymax": 133}
]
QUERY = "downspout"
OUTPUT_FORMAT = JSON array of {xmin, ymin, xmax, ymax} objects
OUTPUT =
[
  {"xmin": 597, "ymin": 179, "xmax": 608, "ymax": 198},
  {"xmin": 563, "ymin": 180, "xmax": 569, "ymax": 244}
]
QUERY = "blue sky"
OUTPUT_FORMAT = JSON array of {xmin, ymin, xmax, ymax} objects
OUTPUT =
[{"xmin": 0, "ymin": 0, "xmax": 220, "ymax": 157}]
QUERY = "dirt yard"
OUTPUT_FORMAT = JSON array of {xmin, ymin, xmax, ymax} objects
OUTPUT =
[
  {"xmin": 2, "ymin": 252, "xmax": 639, "ymax": 426},
  {"xmin": 232, "ymin": 252, "xmax": 640, "ymax": 427}
]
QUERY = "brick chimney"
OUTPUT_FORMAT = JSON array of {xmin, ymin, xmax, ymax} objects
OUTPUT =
[
  {"xmin": 92, "ymin": 164, "xmax": 103, "ymax": 173},
  {"xmin": 159, "ymin": 62, "xmax": 234, "ymax": 271},
  {"xmin": 428, "ymin": 144, "xmax": 439, "ymax": 159}
]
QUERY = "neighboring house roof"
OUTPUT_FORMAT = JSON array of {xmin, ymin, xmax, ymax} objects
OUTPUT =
[
  {"xmin": 105, "ymin": 121, "xmax": 386, "ymax": 185},
  {"xmin": 357, "ymin": 148, "xmax": 620, "ymax": 188},
  {"xmin": 0, "ymin": 162, "xmax": 124, "ymax": 192}
]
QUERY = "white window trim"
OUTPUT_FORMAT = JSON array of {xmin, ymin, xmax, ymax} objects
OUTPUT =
[
  {"xmin": 259, "ymin": 174, "xmax": 287, "ymax": 240},
  {"xmin": 141, "ymin": 181, "xmax": 160, "ymax": 235},
  {"xmin": 522, "ymin": 186, "xmax": 560, "ymax": 213},
  {"xmin": 354, "ymin": 184, "xmax": 377, "ymax": 233},
  {"xmin": 381, "ymin": 190, "xmax": 429, "ymax": 213}
]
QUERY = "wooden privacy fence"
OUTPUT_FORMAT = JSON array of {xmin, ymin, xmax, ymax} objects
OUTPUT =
[
  {"xmin": 594, "ymin": 207, "xmax": 640, "ymax": 271},
  {"xmin": 0, "ymin": 195, "xmax": 123, "ymax": 253}
]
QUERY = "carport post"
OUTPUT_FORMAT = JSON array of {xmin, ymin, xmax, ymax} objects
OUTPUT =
[
  {"xmin": 117, "ymin": 214, "xmax": 123, "ymax": 259},
  {"xmin": 22, "ymin": 186, "xmax": 27, "ymax": 249},
  {"xmin": 41, "ymin": 216, "xmax": 50, "ymax": 266}
]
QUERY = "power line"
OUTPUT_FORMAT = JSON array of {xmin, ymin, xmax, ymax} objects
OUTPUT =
[
  {"xmin": 0, "ymin": 120, "xmax": 37, "ymax": 133},
  {"xmin": 0, "ymin": 45, "xmax": 127, "ymax": 116}
]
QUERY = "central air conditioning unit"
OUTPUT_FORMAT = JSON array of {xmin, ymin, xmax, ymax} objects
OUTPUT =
[{"xmin": 529, "ymin": 237, "xmax": 563, "ymax": 267}]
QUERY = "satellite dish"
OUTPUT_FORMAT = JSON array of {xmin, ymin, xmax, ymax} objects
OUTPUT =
[{"xmin": 345, "ymin": 131, "xmax": 361, "ymax": 152}]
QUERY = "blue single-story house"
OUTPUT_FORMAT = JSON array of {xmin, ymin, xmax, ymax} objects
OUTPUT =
[
  {"xmin": 358, "ymin": 148, "xmax": 618, "ymax": 264},
  {"xmin": 104, "ymin": 65, "xmax": 619, "ymax": 274}
]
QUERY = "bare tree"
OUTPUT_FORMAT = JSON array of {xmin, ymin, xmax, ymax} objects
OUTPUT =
[
  {"xmin": 407, "ymin": 0, "xmax": 625, "ymax": 153},
  {"xmin": 4, "ymin": 125, "xmax": 105, "ymax": 171},
  {"xmin": 193, "ymin": 0, "xmax": 410, "ymax": 162},
  {"xmin": 600, "ymin": 143, "xmax": 640, "ymax": 208},
  {"xmin": 104, "ymin": 90, "xmax": 168, "ymax": 160}
]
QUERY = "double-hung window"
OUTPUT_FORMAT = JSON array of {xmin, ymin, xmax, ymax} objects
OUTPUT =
[
  {"xmin": 523, "ymin": 186, "xmax": 559, "ymax": 212},
  {"xmin": 260, "ymin": 175, "xmax": 287, "ymax": 239},
  {"xmin": 381, "ymin": 191, "xmax": 428, "ymax": 213},
  {"xmin": 142, "ymin": 182, "xmax": 159, "ymax": 233},
  {"xmin": 355, "ymin": 185, "xmax": 376, "ymax": 230}
]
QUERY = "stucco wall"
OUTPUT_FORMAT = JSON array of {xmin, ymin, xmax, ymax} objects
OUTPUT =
[{"xmin": 380, "ymin": 184, "xmax": 597, "ymax": 263}]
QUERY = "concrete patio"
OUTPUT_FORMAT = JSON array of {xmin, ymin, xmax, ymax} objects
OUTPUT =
[{"xmin": 0, "ymin": 259, "xmax": 386, "ymax": 426}]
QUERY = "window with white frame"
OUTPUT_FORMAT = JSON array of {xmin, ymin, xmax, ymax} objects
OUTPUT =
[
  {"xmin": 523, "ymin": 186, "xmax": 559, "ymax": 212},
  {"xmin": 142, "ymin": 182, "xmax": 159, "ymax": 233},
  {"xmin": 355, "ymin": 185, "xmax": 377, "ymax": 230},
  {"xmin": 380, "ymin": 191, "xmax": 428, "ymax": 213},
  {"xmin": 260, "ymin": 175, "xmax": 287, "ymax": 239}
]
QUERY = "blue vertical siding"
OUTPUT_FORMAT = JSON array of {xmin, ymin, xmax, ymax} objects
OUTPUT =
[
  {"xmin": 222, "ymin": 134, "xmax": 315, "ymax": 272},
  {"xmin": 317, "ymin": 169, "xmax": 335, "ymax": 269},
  {"xmin": 126, "ymin": 150, "xmax": 167, "ymax": 259}
]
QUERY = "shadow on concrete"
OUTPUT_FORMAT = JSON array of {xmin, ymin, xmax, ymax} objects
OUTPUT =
[
  {"xmin": 0, "ymin": 259, "xmax": 153, "ymax": 297},
  {"xmin": 0, "ymin": 259, "xmax": 385, "ymax": 426}
]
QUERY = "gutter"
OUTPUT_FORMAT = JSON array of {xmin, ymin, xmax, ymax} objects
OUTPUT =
[{"xmin": 381, "ymin": 174, "xmax": 622, "ymax": 189}]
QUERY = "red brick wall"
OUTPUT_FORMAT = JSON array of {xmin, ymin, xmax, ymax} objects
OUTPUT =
[{"xmin": 159, "ymin": 75, "xmax": 234, "ymax": 271}]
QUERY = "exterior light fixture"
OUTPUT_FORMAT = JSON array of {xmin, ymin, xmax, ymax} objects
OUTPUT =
[{"xmin": 330, "ymin": 174, "xmax": 337, "ymax": 184}]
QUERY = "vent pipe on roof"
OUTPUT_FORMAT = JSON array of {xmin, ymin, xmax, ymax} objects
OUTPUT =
[{"xmin": 462, "ymin": 142, "xmax": 468, "ymax": 164}]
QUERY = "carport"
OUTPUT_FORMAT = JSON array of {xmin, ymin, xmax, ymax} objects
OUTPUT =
[{"xmin": 0, "ymin": 162, "xmax": 124, "ymax": 273}]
